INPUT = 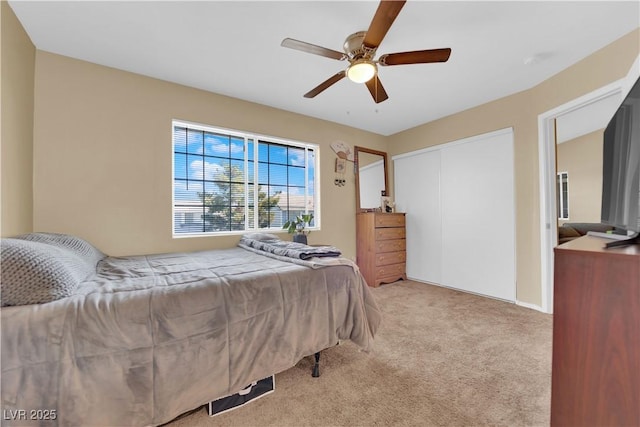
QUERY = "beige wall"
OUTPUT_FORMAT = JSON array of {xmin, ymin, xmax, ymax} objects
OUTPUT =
[
  {"xmin": 1, "ymin": 1, "xmax": 35, "ymax": 236},
  {"xmin": 32, "ymin": 51, "xmax": 387, "ymax": 258},
  {"xmin": 387, "ymin": 28, "xmax": 640, "ymax": 307},
  {"xmin": 9, "ymin": 6, "xmax": 639, "ymax": 307},
  {"xmin": 556, "ymin": 130, "xmax": 604, "ymax": 225}
]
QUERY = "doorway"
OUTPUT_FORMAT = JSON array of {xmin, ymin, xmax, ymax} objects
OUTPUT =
[{"xmin": 538, "ymin": 56, "xmax": 640, "ymax": 313}]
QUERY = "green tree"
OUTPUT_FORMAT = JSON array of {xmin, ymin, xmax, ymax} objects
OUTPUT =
[
  {"xmin": 198, "ymin": 164, "xmax": 280, "ymax": 231},
  {"xmin": 258, "ymin": 187, "xmax": 281, "ymax": 228}
]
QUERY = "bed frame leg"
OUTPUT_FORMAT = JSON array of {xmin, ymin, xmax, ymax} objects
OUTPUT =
[{"xmin": 312, "ymin": 352, "xmax": 320, "ymax": 378}]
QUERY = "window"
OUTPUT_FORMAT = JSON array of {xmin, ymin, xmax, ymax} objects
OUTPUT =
[
  {"xmin": 557, "ymin": 171, "xmax": 569, "ymax": 220},
  {"xmin": 172, "ymin": 121, "xmax": 318, "ymax": 236}
]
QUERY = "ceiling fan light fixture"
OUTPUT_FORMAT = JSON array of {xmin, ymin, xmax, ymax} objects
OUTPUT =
[{"xmin": 347, "ymin": 59, "xmax": 376, "ymax": 83}]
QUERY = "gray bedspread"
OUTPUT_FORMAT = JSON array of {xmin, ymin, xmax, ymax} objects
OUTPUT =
[{"xmin": 1, "ymin": 247, "xmax": 381, "ymax": 426}]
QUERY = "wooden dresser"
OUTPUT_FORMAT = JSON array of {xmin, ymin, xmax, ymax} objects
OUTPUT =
[
  {"xmin": 551, "ymin": 235, "xmax": 639, "ymax": 426},
  {"xmin": 356, "ymin": 212, "xmax": 407, "ymax": 287}
]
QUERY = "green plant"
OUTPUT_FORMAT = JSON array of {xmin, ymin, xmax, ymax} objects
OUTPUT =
[{"xmin": 283, "ymin": 213, "xmax": 314, "ymax": 235}]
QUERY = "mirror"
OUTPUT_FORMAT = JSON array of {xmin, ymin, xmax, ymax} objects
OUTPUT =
[{"xmin": 354, "ymin": 146, "xmax": 389, "ymax": 212}]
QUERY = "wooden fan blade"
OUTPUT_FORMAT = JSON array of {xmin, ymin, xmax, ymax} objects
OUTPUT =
[
  {"xmin": 304, "ymin": 71, "xmax": 347, "ymax": 98},
  {"xmin": 365, "ymin": 75, "xmax": 389, "ymax": 104},
  {"xmin": 362, "ymin": 0, "xmax": 407, "ymax": 50},
  {"xmin": 281, "ymin": 38, "xmax": 346, "ymax": 61},
  {"xmin": 379, "ymin": 48, "xmax": 452, "ymax": 66}
]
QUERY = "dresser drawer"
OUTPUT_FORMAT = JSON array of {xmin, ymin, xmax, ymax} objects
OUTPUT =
[
  {"xmin": 375, "ymin": 251, "xmax": 406, "ymax": 266},
  {"xmin": 374, "ymin": 214, "xmax": 405, "ymax": 228},
  {"xmin": 356, "ymin": 211, "xmax": 407, "ymax": 287},
  {"xmin": 375, "ymin": 227, "xmax": 406, "ymax": 241},
  {"xmin": 375, "ymin": 262, "xmax": 406, "ymax": 280},
  {"xmin": 375, "ymin": 239, "xmax": 405, "ymax": 253}
]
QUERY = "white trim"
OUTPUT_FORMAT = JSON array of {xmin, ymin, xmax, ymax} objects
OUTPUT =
[
  {"xmin": 556, "ymin": 171, "xmax": 569, "ymax": 220},
  {"xmin": 171, "ymin": 120, "xmax": 177, "ymax": 239},
  {"xmin": 515, "ymin": 300, "xmax": 545, "ymax": 313},
  {"xmin": 173, "ymin": 119, "xmax": 247, "ymax": 139},
  {"xmin": 538, "ymin": 54, "xmax": 640, "ymax": 314},
  {"xmin": 308, "ymin": 145, "xmax": 321, "ymax": 230},
  {"xmin": 409, "ymin": 277, "xmax": 518, "ymax": 304},
  {"xmin": 391, "ymin": 127, "xmax": 514, "ymax": 161},
  {"xmin": 170, "ymin": 119, "xmax": 320, "ymax": 237},
  {"xmin": 412, "ymin": 276, "xmax": 545, "ymax": 312}
]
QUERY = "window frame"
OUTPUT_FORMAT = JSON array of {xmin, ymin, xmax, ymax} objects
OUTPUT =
[
  {"xmin": 172, "ymin": 119, "xmax": 320, "ymax": 238},
  {"xmin": 557, "ymin": 171, "xmax": 569, "ymax": 220}
]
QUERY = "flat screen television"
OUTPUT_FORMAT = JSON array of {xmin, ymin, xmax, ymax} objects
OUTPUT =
[{"xmin": 600, "ymin": 75, "xmax": 640, "ymax": 248}]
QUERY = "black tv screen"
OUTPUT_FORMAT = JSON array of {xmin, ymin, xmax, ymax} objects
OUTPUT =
[{"xmin": 601, "ymin": 75, "xmax": 640, "ymax": 240}]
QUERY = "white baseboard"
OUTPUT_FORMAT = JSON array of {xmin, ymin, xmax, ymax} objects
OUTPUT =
[
  {"xmin": 516, "ymin": 300, "xmax": 547, "ymax": 313},
  {"xmin": 409, "ymin": 277, "xmax": 550, "ymax": 314}
]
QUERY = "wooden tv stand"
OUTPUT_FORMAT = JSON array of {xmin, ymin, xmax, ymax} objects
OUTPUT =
[{"xmin": 551, "ymin": 235, "xmax": 639, "ymax": 426}]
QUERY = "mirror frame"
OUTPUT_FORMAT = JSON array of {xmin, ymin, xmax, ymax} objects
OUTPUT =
[{"xmin": 354, "ymin": 146, "xmax": 389, "ymax": 212}]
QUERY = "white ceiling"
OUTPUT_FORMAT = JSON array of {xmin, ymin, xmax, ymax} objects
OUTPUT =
[{"xmin": 9, "ymin": 1, "xmax": 640, "ymax": 136}]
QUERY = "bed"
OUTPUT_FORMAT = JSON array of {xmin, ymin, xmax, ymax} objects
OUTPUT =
[{"xmin": 0, "ymin": 233, "xmax": 381, "ymax": 426}]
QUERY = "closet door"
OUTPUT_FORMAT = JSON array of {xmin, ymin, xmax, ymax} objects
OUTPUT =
[
  {"xmin": 394, "ymin": 150, "xmax": 442, "ymax": 285},
  {"xmin": 440, "ymin": 130, "xmax": 515, "ymax": 301},
  {"xmin": 393, "ymin": 128, "xmax": 515, "ymax": 302}
]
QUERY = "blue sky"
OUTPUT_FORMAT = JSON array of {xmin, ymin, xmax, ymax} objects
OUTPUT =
[{"xmin": 173, "ymin": 127, "xmax": 315, "ymax": 203}]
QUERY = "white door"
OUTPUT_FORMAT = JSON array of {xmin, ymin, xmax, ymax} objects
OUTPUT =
[
  {"xmin": 394, "ymin": 150, "xmax": 442, "ymax": 284},
  {"xmin": 393, "ymin": 128, "xmax": 516, "ymax": 302},
  {"xmin": 440, "ymin": 130, "xmax": 515, "ymax": 301}
]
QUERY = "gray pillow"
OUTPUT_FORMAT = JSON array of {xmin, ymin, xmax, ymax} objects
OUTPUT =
[
  {"xmin": 16, "ymin": 232, "xmax": 105, "ymax": 268},
  {"xmin": 0, "ymin": 239, "xmax": 91, "ymax": 307},
  {"xmin": 242, "ymin": 232, "xmax": 280, "ymax": 242}
]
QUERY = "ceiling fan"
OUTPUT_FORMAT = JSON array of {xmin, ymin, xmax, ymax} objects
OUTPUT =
[{"xmin": 281, "ymin": 0, "xmax": 451, "ymax": 104}]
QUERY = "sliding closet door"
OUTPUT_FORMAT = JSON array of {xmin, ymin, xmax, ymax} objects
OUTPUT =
[
  {"xmin": 394, "ymin": 150, "xmax": 442, "ymax": 284},
  {"xmin": 440, "ymin": 130, "xmax": 515, "ymax": 301},
  {"xmin": 393, "ymin": 128, "xmax": 515, "ymax": 302}
]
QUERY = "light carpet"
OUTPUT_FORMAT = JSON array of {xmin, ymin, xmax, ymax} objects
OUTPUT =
[{"xmin": 167, "ymin": 280, "xmax": 552, "ymax": 427}]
